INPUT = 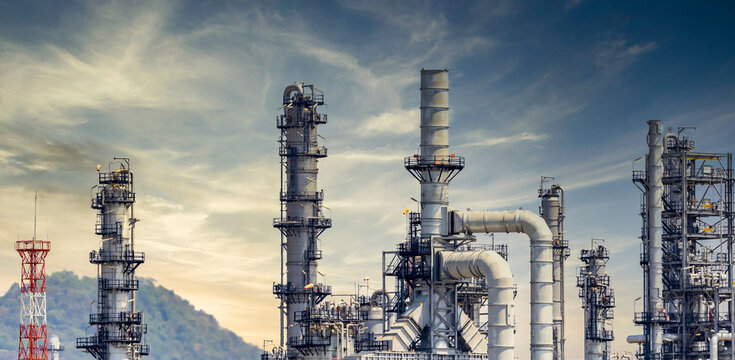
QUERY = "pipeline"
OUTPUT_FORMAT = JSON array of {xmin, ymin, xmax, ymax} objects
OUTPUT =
[
  {"xmin": 449, "ymin": 209, "xmax": 554, "ymax": 360},
  {"xmin": 710, "ymin": 332, "xmax": 732, "ymax": 360},
  {"xmin": 440, "ymin": 250, "xmax": 515, "ymax": 360}
]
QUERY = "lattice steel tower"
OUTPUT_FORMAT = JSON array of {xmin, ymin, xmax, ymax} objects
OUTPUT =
[
  {"xmin": 539, "ymin": 177, "xmax": 569, "ymax": 360},
  {"xmin": 273, "ymin": 84, "xmax": 333, "ymax": 359},
  {"xmin": 577, "ymin": 242, "xmax": 615, "ymax": 360},
  {"xmin": 16, "ymin": 199, "xmax": 50, "ymax": 360},
  {"xmin": 77, "ymin": 158, "xmax": 148, "ymax": 360},
  {"xmin": 633, "ymin": 122, "xmax": 735, "ymax": 359}
]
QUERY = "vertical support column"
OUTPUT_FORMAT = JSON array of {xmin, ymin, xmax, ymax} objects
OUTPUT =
[{"xmin": 646, "ymin": 121, "xmax": 664, "ymax": 358}]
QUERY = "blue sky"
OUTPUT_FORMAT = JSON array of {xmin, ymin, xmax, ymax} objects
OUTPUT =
[{"xmin": 0, "ymin": 1, "xmax": 734, "ymax": 359}]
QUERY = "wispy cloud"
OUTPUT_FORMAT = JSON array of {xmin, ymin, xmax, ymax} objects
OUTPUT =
[
  {"xmin": 457, "ymin": 131, "xmax": 547, "ymax": 148},
  {"xmin": 355, "ymin": 108, "xmax": 419, "ymax": 136}
]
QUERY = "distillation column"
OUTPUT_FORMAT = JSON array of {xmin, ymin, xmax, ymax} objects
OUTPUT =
[
  {"xmin": 577, "ymin": 243, "xmax": 615, "ymax": 360},
  {"xmin": 77, "ymin": 159, "xmax": 148, "ymax": 360},
  {"xmin": 646, "ymin": 121, "xmax": 664, "ymax": 359},
  {"xmin": 540, "ymin": 179, "xmax": 569, "ymax": 360},
  {"xmin": 273, "ymin": 84, "xmax": 332, "ymax": 359}
]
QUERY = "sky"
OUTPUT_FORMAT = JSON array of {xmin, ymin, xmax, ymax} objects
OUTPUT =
[{"xmin": 1, "ymin": 1, "xmax": 734, "ymax": 359}]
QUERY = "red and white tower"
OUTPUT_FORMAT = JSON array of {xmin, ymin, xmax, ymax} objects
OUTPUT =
[{"xmin": 15, "ymin": 237, "xmax": 50, "ymax": 360}]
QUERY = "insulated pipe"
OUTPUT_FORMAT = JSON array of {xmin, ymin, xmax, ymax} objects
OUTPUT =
[
  {"xmin": 440, "ymin": 250, "xmax": 515, "ymax": 360},
  {"xmin": 710, "ymin": 332, "xmax": 732, "ymax": 360},
  {"xmin": 450, "ymin": 209, "xmax": 554, "ymax": 360},
  {"xmin": 627, "ymin": 334, "xmax": 680, "ymax": 344},
  {"xmin": 647, "ymin": 120, "xmax": 664, "ymax": 356}
]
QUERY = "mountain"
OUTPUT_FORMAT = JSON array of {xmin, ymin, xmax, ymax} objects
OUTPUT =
[{"xmin": 0, "ymin": 271, "xmax": 261, "ymax": 360}]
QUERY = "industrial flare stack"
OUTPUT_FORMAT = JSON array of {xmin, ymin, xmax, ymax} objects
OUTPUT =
[{"xmin": 77, "ymin": 159, "xmax": 148, "ymax": 360}]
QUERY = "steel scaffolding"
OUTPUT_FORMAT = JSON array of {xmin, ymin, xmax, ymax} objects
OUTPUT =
[{"xmin": 633, "ymin": 126, "xmax": 734, "ymax": 359}]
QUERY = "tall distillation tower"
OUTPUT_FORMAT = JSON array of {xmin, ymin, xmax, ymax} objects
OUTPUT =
[
  {"xmin": 539, "ymin": 177, "xmax": 569, "ymax": 360},
  {"xmin": 273, "ymin": 84, "xmax": 333, "ymax": 359},
  {"xmin": 77, "ymin": 159, "xmax": 148, "ymax": 360},
  {"xmin": 16, "ymin": 196, "xmax": 50, "ymax": 360},
  {"xmin": 632, "ymin": 122, "xmax": 735, "ymax": 359},
  {"xmin": 577, "ymin": 242, "xmax": 615, "ymax": 360}
]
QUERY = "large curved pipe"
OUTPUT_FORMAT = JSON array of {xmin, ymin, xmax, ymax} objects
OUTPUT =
[
  {"xmin": 283, "ymin": 83, "xmax": 303, "ymax": 101},
  {"xmin": 440, "ymin": 250, "xmax": 515, "ymax": 360},
  {"xmin": 450, "ymin": 209, "xmax": 554, "ymax": 360},
  {"xmin": 710, "ymin": 332, "xmax": 732, "ymax": 360}
]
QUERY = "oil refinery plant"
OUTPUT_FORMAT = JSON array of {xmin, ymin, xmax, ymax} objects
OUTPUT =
[
  {"xmin": 261, "ymin": 69, "xmax": 735, "ymax": 360},
  {"xmin": 9, "ymin": 69, "xmax": 733, "ymax": 360}
]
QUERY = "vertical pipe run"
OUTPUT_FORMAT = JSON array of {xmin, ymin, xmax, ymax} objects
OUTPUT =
[{"xmin": 647, "ymin": 120, "xmax": 664, "ymax": 356}]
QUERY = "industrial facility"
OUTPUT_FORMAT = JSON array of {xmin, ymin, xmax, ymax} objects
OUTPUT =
[
  {"xmin": 261, "ymin": 69, "xmax": 735, "ymax": 360},
  {"xmin": 9, "ymin": 69, "xmax": 733, "ymax": 360}
]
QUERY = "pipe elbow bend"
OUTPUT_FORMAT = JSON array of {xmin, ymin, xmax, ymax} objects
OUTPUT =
[
  {"xmin": 476, "ymin": 250, "xmax": 513, "ymax": 286},
  {"xmin": 515, "ymin": 209, "xmax": 553, "ymax": 241},
  {"xmin": 283, "ymin": 83, "xmax": 303, "ymax": 100}
]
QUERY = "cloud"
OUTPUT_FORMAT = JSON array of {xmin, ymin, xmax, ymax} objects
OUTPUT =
[
  {"xmin": 593, "ymin": 38, "xmax": 658, "ymax": 74},
  {"xmin": 355, "ymin": 108, "xmax": 419, "ymax": 136},
  {"xmin": 457, "ymin": 131, "xmax": 547, "ymax": 148}
]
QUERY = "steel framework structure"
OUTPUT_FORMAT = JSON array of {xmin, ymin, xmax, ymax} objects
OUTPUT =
[
  {"xmin": 577, "ymin": 243, "xmax": 615, "ymax": 360},
  {"xmin": 16, "ymin": 239, "xmax": 50, "ymax": 360},
  {"xmin": 633, "ymin": 126, "xmax": 735, "ymax": 359}
]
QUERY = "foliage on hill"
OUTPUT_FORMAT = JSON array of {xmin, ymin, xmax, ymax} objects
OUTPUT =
[{"xmin": 0, "ymin": 271, "xmax": 260, "ymax": 360}]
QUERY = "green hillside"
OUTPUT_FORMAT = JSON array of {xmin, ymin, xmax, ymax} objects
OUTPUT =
[{"xmin": 0, "ymin": 271, "xmax": 260, "ymax": 360}]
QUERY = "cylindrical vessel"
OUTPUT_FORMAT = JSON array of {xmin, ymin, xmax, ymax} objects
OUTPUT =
[
  {"xmin": 541, "ymin": 190, "xmax": 565, "ymax": 360},
  {"xmin": 646, "ymin": 120, "xmax": 664, "ymax": 356}
]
